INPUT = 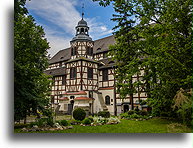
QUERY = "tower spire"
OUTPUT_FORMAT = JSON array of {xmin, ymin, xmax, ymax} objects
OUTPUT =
[{"xmin": 81, "ymin": 3, "xmax": 84, "ymax": 19}]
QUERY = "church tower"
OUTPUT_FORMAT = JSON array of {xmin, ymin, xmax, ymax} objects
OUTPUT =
[
  {"xmin": 70, "ymin": 13, "xmax": 94, "ymax": 59},
  {"xmin": 64, "ymin": 11, "xmax": 98, "ymax": 93}
]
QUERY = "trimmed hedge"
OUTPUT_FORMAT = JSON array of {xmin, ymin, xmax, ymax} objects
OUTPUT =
[
  {"xmin": 73, "ymin": 108, "xmax": 86, "ymax": 121},
  {"xmin": 98, "ymin": 111, "xmax": 110, "ymax": 118},
  {"xmin": 60, "ymin": 120, "xmax": 69, "ymax": 126},
  {"xmin": 82, "ymin": 118, "xmax": 92, "ymax": 125}
]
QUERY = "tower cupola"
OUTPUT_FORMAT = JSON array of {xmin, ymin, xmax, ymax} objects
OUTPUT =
[
  {"xmin": 71, "ymin": 12, "xmax": 92, "ymax": 42},
  {"xmin": 70, "ymin": 7, "xmax": 94, "ymax": 59}
]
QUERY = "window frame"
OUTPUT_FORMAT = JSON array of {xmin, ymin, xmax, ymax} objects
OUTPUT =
[
  {"xmin": 105, "ymin": 95, "xmax": 110, "ymax": 105},
  {"xmin": 102, "ymin": 69, "xmax": 108, "ymax": 81},
  {"xmin": 70, "ymin": 67, "xmax": 76, "ymax": 79},
  {"xmin": 87, "ymin": 67, "xmax": 93, "ymax": 80},
  {"xmin": 87, "ymin": 47, "xmax": 93, "ymax": 56}
]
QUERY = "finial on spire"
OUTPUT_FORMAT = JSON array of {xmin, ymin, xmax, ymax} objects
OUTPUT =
[{"xmin": 82, "ymin": 3, "xmax": 84, "ymax": 19}]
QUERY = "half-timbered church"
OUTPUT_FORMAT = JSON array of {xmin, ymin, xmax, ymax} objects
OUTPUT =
[{"xmin": 45, "ymin": 14, "xmax": 147, "ymax": 115}]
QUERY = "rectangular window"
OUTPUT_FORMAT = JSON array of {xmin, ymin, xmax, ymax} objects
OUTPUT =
[
  {"xmin": 70, "ymin": 67, "xmax": 76, "ymax": 79},
  {"xmin": 62, "ymin": 75, "xmax": 66, "ymax": 85},
  {"xmin": 87, "ymin": 47, "xmax": 93, "ymax": 56},
  {"xmin": 102, "ymin": 69, "xmax": 108, "ymax": 81},
  {"xmin": 88, "ymin": 67, "xmax": 93, "ymax": 79}
]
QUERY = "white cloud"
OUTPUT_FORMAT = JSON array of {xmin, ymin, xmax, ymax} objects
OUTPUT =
[
  {"xmin": 45, "ymin": 29, "xmax": 71, "ymax": 57},
  {"xmin": 26, "ymin": 0, "xmax": 113, "ymax": 57}
]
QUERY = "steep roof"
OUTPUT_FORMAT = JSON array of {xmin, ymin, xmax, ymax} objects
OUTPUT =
[
  {"xmin": 93, "ymin": 35, "xmax": 115, "ymax": 54},
  {"xmin": 44, "ymin": 67, "xmax": 66, "ymax": 76},
  {"xmin": 49, "ymin": 48, "xmax": 71, "ymax": 64},
  {"xmin": 49, "ymin": 35, "xmax": 115, "ymax": 64}
]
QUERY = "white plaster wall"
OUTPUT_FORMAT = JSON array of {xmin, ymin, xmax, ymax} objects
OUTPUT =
[
  {"xmin": 98, "ymin": 89, "xmax": 115, "ymax": 115},
  {"xmin": 93, "ymin": 91, "xmax": 102, "ymax": 114}
]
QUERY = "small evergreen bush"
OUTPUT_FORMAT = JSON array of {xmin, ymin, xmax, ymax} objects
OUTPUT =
[
  {"xmin": 73, "ymin": 108, "xmax": 86, "ymax": 121},
  {"xmin": 83, "ymin": 118, "xmax": 92, "ymax": 125},
  {"xmin": 98, "ymin": 111, "xmax": 110, "ymax": 118},
  {"xmin": 60, "ymin": 120, "xmax": 69, "ymax": 126},
  {"xmin": 128, "ymin": 110, "xmax": 135, "ymax": 115}
]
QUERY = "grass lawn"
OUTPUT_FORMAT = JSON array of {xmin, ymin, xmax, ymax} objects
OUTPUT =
[{"xmin": 14, "ymin": 117, "xmax": 192, "ymax": 133}]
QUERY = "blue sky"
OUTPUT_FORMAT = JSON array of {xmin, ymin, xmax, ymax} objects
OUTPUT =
[{"xmin": 26, "ymin": 0, "xmax": 116, "ymax": 57}]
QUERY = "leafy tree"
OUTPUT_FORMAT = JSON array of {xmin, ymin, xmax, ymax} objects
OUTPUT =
[
  {"xmin": 94, "ymin": 0, "xmax": 192, "ymax": 117},
  {"xmin": 14, "ymin": 0, "xmax": 51, "ymax": 122}
]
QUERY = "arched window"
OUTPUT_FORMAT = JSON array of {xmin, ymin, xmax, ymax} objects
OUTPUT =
[
  {"xmin": 70, "ymin": 96, "xmax": 75, "ymax": 100},
  {"xmin": 85, "ymin": 28, "xmax": 88, "ymax": 34},
  {"xmin": 80, "ymin": 28, "xmax": 84, "ymax": 33},
  {"xmin": 77, "ymin": 28, "xmax": 80, "ymax": 34},
  {"xmin": 105, "ymin": 95, "xmax": 110, "ymax": 105}
]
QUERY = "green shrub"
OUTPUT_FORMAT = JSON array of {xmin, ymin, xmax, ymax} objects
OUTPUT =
[
  {"xmin": 128, "ymin": 110, "xmax": 135, "ymax": 115},
  {"xmin": 83, "ymin": 118, "xmax": 92, "ymax": 125},
  {"xmin": 36, "ymin": 118, "xmax": 47, "ymax": 127},
  {"xmin": 60, "ymin": 120, "xmax": 69, "ymax": 126},
  {"xmin": 70, "ymin": 119, "xmax": 81, "ymax": 125},
  {"xmin": 93, "ymin": 116, "xmax": 108, "ymax": 124},
  {"xmin": 134, "ymin": 107, "xmax": 140, "ymax": 112},
  {"xmin": 129, "ymin": 113, "xmax": 142, "ymax": 119},
  {"xmin": 140, "ymin": 100, "xmax": 147, "ymax": 105},
  {"xmin": 73, "ymin": 108, "xmax": 86, "ymax": 121},
  {"xmin": 98, "ymin": 111, "xmax": 110, "ymax": 118},
  {"xmin": 46, "ymin": 117, "xmax": 54, "ymax": 127},
  {"xmin": 88, "ymin": 117, "xmax": 94, "ymax": 122},
  {"xmin": 138, "ymin": 110, "xmax": 148, "ymax": 116},
  {"xmin": 14, "ymin": 123, "xmax": 29, "ymax": 129},
  {"xmin": 120, "ymin": 112, "xmax": 129, "ymax": 119}
]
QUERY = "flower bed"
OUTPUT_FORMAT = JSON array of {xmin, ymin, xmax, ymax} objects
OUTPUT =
[{"xmin": 80, "ymin": 116, "xmax": 120, "ymax": 126}]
